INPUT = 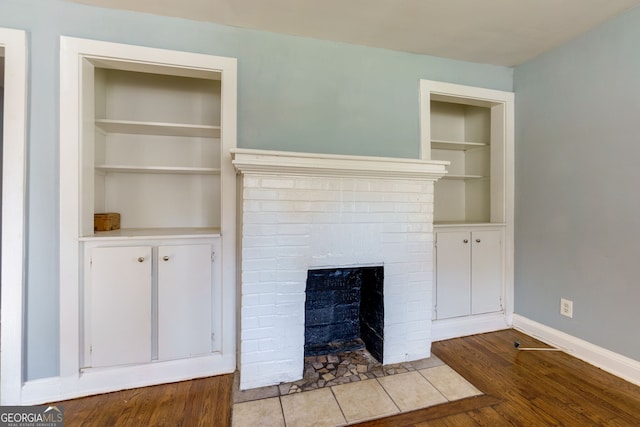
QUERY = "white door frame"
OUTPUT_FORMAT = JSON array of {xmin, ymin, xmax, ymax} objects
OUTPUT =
[{"xmin": 0, "ymin": 27, "xmax": 28, "ymax": 405}]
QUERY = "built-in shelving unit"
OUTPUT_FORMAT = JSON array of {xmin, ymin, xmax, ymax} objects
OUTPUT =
[
  {"xmin": 59, "ymin": 36, "xmax": 237, "ymax": 400},
  {"xmin": 420, "ymin": 79, "xmax": 514, "ymax": 339},
  {"xmin": 87, "ymin": 66, "xmax": 224, "ymax": 235},
  {"xmin": 428, "ymin": 99, "xmax": 493, "ymax": 224}
]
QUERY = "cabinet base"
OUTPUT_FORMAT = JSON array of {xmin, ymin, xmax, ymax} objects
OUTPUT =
[{"xmin": 432, "ymin": 312, "xmax": 509, "ymax": 342}]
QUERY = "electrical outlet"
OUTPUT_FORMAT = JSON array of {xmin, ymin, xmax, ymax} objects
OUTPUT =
[{"xmin": 560, "ymin": 298, "xmax": 573, "ymax": 318}]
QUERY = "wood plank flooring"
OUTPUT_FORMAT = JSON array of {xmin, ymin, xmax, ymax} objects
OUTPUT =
[
  {"xmin": 52, "ymin": 329, "xmax": 640, "ymax": 426},
  {"xmin": 356, "ymin": 329, "xmax": 640, "ymax": 426},
  {"xmin": 53, "ymin": 374, "xmax": 233, "ymax": 426}
]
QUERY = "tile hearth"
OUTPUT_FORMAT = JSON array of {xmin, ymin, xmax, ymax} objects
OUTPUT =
[{"xmin": 232, "ymin": 350, "xmax": 482, "ymax": 427}]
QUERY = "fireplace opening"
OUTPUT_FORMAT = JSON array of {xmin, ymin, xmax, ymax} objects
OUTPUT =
[{"xmin": 304, "ymin": 266, "xmax": 384, "ymax": 362}]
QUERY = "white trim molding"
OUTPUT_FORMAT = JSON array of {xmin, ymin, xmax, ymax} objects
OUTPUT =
[
  {"xmin": 231, "ymin": 148, "xmax": 449, "ymax": 181},
  {"xmin": 20, "ymin": 352, "xmax": 235, "ymax": 405},
  {"xmin": 432, "ymin": 312, "xmax": 510, "ymax": 342},
  {"xmin": 513, "ymin": 314, "xmax": 640, "ymax": 387},
  {"xmin": 0, "ymin": 27, "xmax": 28, "ymax": 405}
]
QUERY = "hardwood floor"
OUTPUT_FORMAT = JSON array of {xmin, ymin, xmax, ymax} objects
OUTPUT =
[
  {"xmin": 356, "ymin": 329, "xmax": 640, "ymax": 426},
  {"xmin": 53, "ymin": 329, "xmax": 640, "ymax": 426},
  {"xmin": 53, "ymin": 374, "xmax": 233, "ymax": 426}
]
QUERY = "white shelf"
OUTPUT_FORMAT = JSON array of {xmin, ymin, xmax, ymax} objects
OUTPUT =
[
  {"xmin": 431, "ymin": 139, "xmax": 488, "ymax": 151},
  {"xmin": 442, "ymin": 174, "xmax": 486, "ymax": 180},
  {"xmin": 95, "ymin": 119, "xmax": 221, "ymax": 138},
  {"xmin": 434, "ymin": 222, "xmax": 506, "ymax": 228},
  {"xmin": 80, "ymin": 227, "xmax": 221, "ymax": 241},
  {"xmin": 95, "ymin": 165, "xmax": 221, "ymax": 175}
]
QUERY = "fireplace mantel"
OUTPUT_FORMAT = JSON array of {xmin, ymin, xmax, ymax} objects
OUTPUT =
[{"xmin": 231, "ymin": 148, "xmax": 448, "ymax": 180}]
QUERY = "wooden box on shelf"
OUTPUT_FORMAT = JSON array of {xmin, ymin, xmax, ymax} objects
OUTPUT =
[{"xmin": 94, "ymin": 213, "xmax": 121, "ymax": 232}]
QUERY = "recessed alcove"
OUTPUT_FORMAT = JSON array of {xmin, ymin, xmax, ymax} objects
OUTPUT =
[{"xmin": 305, "ymin": 266, "xmax": 384, "ymax": 362}]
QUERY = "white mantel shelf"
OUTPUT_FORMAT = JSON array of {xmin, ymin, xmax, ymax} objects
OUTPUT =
[{"xmin": 231, "ymin": 148, "xmax": 449, "ymax": 180}]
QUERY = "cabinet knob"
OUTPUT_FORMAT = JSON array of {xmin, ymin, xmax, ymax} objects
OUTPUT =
[
  {"xmin": 463, "ymin": 239, "xmax": 469, "ymax": 243},
  {"xmin": 137, "ymin": 257, "xmax": 145, "ymax": 263},
  {"xmin": 162, "ymin": 256, "xmax": 170, "ymax": 261},
  {"xmin": 476, "ymin": 239, "xmax": 481, "ymax": 243}
]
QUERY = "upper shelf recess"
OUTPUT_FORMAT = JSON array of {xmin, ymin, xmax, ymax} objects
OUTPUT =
[
  {"xmin": 95, "ymin": 165, "xmax": 221, "ymax": 175},
  {"xmin": 95, "ymin": 119, "xmax": 221, "ymax": 138},
  {"xmin": 431, "ymin": 139, "xmax": 488, "ymax": 151}
]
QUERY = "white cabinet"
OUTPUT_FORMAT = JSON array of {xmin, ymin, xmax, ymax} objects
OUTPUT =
[
  {"xmin": 435, "ymin": 232, "xmax": 471, "ymax": 319},
  {"xmin": 84, "ymin": 239, "xmax": 219, "ymax": 368},
  {"xmin": 158, "ymin": 244, "xmax": 216, "ymax": 360},
  {"xmin": 470, "ymin": 231, "xmax": 503, "ymax": 314},
  {"xmin": 435, "ymin": 230, "xmax": 502, "ymax": 320},
  {"xmin": 89, "ymin": 246, "xmax": 152, "ymax": 368}
]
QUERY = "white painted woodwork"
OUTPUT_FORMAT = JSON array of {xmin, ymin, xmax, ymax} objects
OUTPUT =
[
  {"xmin": 87, "ymin": 65, "xmax": 223, "ymax": 233},
  {"xmin": 513, "ymin": 314, "xmax": 640, "ymax": 388},
  {"xmin": 421, "ymin": 80, "xmax": 513, "ymax": 336},
  {"xmin": 432, "ymin": 312, "xmax": 510, "ymax": 342},
  {"xmin": 158, "ymin": 244, "xmax": 213, "ymax": 360},
  {"xmin": 231, "ymin": 148, "xmax": 448, "ymax": 180},
  {"xmin": 0, "ymin": 27, "xmax": 27, "ymax": 405},
  {"xmin": 89, "ymin": 246, "xmax": 152, "ymax": 367},
  {"xmin": 435, "ymin": 231, "xmax": 471, "ymax": 319},
  {"xmin": 102, "ymin": 172, "xmax": 220, "ymax": 229},
  {"xmin": 79, "ymin": 228, "xmax": 221, "ymax": 239},
  {"xmin": 95, "ymin": 119, "xmax": 221, "ymax": 138},
  {"xmin": 58, "ymin": 37, "xmax": 237, "ymax": 402},
  {"xmin": 81, "ymin": 236, "xmax": 221, "ymax": 369},
  {"xmin": 420, "ymin": 80, "xmax": 513, "ymax": 225},
  {"xmin": 471, "ymin": 230, "xmax": 503, "ymax": 314},
  {"xmin": 430, "ymin": 101, "xmax": 492, "ymax": 223},
  {"xmin": 435, "ymin": 229, "xmax": 502, "ymax": 320}
]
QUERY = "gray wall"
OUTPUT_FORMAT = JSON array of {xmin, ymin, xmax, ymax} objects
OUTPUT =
[
  {"xmin": 0, "ymin": 0, "xmax": 512, "ymax": 380},
  {"xmin": 514, "ymin": 7, "xmax": 640, "ymax": 360}
]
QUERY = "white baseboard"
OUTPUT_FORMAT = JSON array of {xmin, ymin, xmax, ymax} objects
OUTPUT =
[
  {"xmin": 512, "ymin": 314, "xmax": 640, "ymax": 387},
  {"xmin": 432, "ymin": 312, "xmax": 510, "ymax": 342},
  {"xmin": 21, "ymin": 353, "xmax": 235, "ymax": 405}
]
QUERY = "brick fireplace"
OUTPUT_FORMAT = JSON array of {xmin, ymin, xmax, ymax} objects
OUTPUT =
[{"xmin": 231, "ymin": 149, "xmax": 447, "ymax": 390}]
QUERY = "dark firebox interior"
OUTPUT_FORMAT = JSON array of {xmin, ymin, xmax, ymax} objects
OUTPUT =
[{"xmin": 304, "ymin": 266, "xmax": 384, "ymax": 362}]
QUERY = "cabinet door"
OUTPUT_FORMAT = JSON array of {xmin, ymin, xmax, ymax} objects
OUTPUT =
[
  {"xmin": 90, "ymin": 246, "xmax": 152, "ymax": 367},
  {"xmin": 158, "ymin": 244, "xmax": 213, "ymax": 360},
  {"xmin": 435, "ymin": 232, "xmax": 471, "ymax": 319},
  {"xmin": 471, "ymin": 230, "xmax": 502, "ymax": 314}
]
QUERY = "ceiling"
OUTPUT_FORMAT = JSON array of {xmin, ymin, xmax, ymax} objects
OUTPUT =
[{"xmin": 66, "ymin": 0, "xmax": 640, "ymax": 66}]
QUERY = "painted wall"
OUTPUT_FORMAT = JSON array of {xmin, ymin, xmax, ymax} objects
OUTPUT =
[
  {"xmin": 514, "ymin": 7, "xmax": 640, "ymax": 361},
  {"xmin": 0, "ymin": 0, "xmax": 512, "ymax": 380}
]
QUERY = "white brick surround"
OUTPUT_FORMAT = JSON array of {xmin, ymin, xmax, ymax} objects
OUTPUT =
[{"xmin": 232, "ymin": 149, "xmax": 448, "ymax": 390}]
